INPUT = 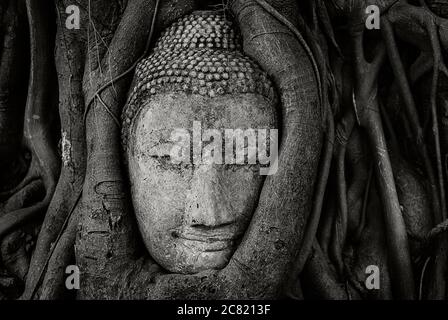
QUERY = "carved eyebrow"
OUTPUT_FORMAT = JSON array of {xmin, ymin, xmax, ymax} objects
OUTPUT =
[
  {"xmin": 144, "ymin": 142, "xmax": 176, "ymax": 156},
  {"xmin": 139, "ymin": 129, "xmax": 178, "ymax": 152},
  {"xmin": 149, "ymin": 154, "xmax": 171, "ymax": 160}
]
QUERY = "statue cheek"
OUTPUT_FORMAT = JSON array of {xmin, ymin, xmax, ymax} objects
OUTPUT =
[
  {"xmin": 129, "ymin": 157, "xmax": 191, "ymax": 244},
  {"xmin": 222, "ymin": 169, "xmax": 265, "ymax": 224}
]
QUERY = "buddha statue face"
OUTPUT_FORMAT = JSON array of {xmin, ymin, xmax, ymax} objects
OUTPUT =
[{"xmin": 122, "ymin": 11, "xmax": 278, "ymax": 274}]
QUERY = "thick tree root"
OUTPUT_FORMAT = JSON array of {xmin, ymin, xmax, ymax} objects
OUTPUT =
[{"xmin": 352, "ymin": 25, "xmax": 415, "ymax": 298}]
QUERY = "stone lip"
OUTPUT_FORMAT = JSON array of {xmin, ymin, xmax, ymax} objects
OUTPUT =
[{"xmin": 171, "ymin": 226, "xmax": 243, "ymax": 243}]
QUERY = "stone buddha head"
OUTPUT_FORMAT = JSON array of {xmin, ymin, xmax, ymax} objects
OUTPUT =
[{"xmin": 122, "ymin": 11, "xmax": 278, "ymax": 274}]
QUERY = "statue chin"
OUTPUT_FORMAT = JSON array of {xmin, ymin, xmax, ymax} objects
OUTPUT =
[{"xmin": 148, "ymin": 230, "xmax": 238, "ymax": 274}]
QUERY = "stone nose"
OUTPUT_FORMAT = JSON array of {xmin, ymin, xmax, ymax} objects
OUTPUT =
[{"xmin": 185, "ymin": 164, "xmax": 235, "ymax": 228}]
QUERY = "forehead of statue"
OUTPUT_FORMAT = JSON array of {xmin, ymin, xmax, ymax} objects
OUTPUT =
[{"xmin": 129, "ymin": 92, "xmax": 277, "ymax": 152}]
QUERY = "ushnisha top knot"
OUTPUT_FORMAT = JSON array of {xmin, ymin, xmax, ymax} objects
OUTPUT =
[{"xmin": 121, "ymin": 10, "xmax": 277, "ymax": 149}]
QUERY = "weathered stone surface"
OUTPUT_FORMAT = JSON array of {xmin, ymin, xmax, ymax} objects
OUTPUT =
[{"xmin": 128, "ymin": 92, "xmax": 277, "ymax": 274}]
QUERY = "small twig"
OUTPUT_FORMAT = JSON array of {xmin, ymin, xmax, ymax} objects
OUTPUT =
[
  {"xmin": 428, "ymin": 20, "xmax": 447, "ymax": 221},
  {"xmin": 96, "ymin": 93, "xmax": 120, "ymax": 127},
  {"xmin": 425, "ymin": 219, "xmax": 448, "ymax": 241},
  {"xmin": 419, "ymin": 256, "xmax": 431, "ymax": 300}
]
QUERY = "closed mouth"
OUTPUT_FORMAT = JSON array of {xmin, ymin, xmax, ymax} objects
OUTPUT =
[{"xmin": 171, "ymin": 228, "xmax": 242, "ymax": 252}]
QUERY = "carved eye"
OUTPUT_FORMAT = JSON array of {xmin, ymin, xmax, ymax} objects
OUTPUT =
[
  {"xmin": 151, "ymin": 155, "xmax": 194, "ymax": 170},
  {"xmin": 150, "ymin": 154, "xmax": 172, "ymax": 163}
]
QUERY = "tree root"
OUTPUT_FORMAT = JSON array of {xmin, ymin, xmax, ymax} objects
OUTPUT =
[
  {"xmin": 0, "ymin": 0, "xmax": 60, "ymax": 299},
  {"xmin": 383, "ymin": 16, "xmax": 443, "ymax": 223},
  {"xmin": 21, "ymin": 0, "xmax": 89, "ymax": 300},
  {"xmin": 425, "ymin": 219, "xmax": 448, "ymax": 241},
  {"xmin": 38, "ymin": 204, "xmax": 80, "ymax": 299},
  {"xmin": 0, "ymin": 0, "xmax": 29, "ymax": 191},
  {"xmin": 0, "ymin": 168, "xmax": 45, "ymax": 239},
  {"xmin": 386, "ymin": 0, "xmax": 448, "ymax": 223},
  {"xmin": 330, "ymin": 110, "xmax": 356, "ymax": 274},
  {"xmin": 293, "ymin": 108, "xmax": 334, "ymax": 275},
  {"xmin": 352, "ymin": 24, "xmax": 415, "ymax": 298},
  {"xmin": 301, "ymin": 241, "xmax": 348, "ymax": 300},
  {"xmin": 345, "ymin": 124, "xmax": 371, "ymax": 242},
  {"xmin": 14, "ymin": 0, "xmax": 59, "ymax": 218}
]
